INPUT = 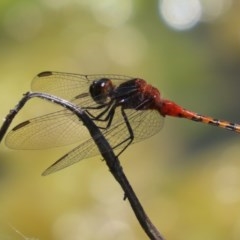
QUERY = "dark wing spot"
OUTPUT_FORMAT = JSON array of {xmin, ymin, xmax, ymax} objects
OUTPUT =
[
  {"xmin": 37, "ymin": 71, "xmax": 53, "ymax": 77},
  {"xmin": 12, "ymin": 120, "xmax": 30, "ymax": 131}
]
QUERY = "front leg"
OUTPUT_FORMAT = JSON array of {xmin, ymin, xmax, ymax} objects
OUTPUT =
[{"xmin": 84, "ymin": 102, "xmax": 116, "ymax": 130}]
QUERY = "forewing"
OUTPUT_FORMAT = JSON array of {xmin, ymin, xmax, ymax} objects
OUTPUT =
[{"xmin": 32, "ymin": 71, "xmax": 133, "ymax": 101}]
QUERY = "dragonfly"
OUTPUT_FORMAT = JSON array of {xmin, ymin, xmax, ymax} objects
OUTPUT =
[{"xmin": 5, "ymin": 71, "xmax": 240, "ymax": 175}]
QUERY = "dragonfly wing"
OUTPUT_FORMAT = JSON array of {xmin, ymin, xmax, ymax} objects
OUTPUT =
[
  {"xmin": 104, "ymin": 108, "xmax": 164, "ymax": 147},
  {"xmin": 128, "ymin": 109, "xmax": 164, "ymax": 142},
  {"xmin": 5, "ymin": 109, "xmax": 90, "ymax": 149},
  {"xmin": 42, "ymin": 122, "xmax": 133, "ymax": 175},
  {"xmin": 42, "ymin": 108, "xmax": 164, "ymax": 175},
  {"xmin": 32, "ymin": 71, "xmax": 134, "ymax": 101},
  {"xmin": 42, "ymin": 137, "xmax": 101, "ymax": 175}
]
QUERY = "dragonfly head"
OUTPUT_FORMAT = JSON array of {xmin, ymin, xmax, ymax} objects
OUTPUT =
[{"xmin": 89, "ymin": 78, "xmax": 114, "ymax": 105}]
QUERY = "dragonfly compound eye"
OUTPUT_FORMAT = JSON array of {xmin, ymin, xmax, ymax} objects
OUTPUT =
[{"xmin": 89, "ymin": 78, "xmax": 114, "ymax": 104}]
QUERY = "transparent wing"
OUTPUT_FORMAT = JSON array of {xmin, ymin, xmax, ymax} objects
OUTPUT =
[
  {"xmin": 32, "ymin": 71, "xmax": 134, "ymax": 101},
  {"xmin": 42, "ymin": 109, "xmax": 164, "ymax": 175},
  {"xmin": 5, "ymin": 90, "xmax": 114, "ymax": 149},
  {"xmin": 5, "ymin": 109, "xmax": 90, "ymax": 149}
]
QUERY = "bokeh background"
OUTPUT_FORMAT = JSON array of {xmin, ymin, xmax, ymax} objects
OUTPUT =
[{"xmin": 1, "ymin": 0, "xmax": 240, "ymax": 239}]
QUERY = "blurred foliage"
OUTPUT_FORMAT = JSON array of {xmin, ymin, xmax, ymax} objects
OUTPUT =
[{"xmin": 1, "ymin": 0, "xmax": 240, "ymax": 239}]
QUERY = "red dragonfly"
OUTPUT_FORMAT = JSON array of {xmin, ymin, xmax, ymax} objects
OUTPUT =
[{"xmin": 5, "ymin": 71, "xmax": 240, "ymax": 175}]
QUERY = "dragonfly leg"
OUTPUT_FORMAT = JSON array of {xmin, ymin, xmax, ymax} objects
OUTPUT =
[
  {"xmin": 111, "ymin": 107, "xmax": 134, "ymax": 156},
  {"xmin": 93, "ymin": 107, "xmax": 116, "ymax": 130},
  {"xmin": 84, "ymin": 101, "xmax": 113, "ymax": 121},
  {"xmin": 84, "ymin": 102, "xmax": 117, "ymax": 130}
]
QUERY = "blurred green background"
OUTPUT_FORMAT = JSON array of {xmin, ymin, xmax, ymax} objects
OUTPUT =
[{"xmin": 1, "ymin": 0, "xmax": 240, "ymax": 239}]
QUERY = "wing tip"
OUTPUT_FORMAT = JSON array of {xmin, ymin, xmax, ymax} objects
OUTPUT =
[{"xmin": 41, "ymin": 170, "xmax": 50, "ymax": 176}]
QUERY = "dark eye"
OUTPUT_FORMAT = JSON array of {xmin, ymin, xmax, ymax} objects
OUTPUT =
[{"xmin": 89, "ymin": 78, "xmax": 113, "ymax": 104}]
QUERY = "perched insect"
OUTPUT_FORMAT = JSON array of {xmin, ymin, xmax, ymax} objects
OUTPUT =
[{"xmin": 5, "ymin": 71, "xmax": 240, "ymax": 175}]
